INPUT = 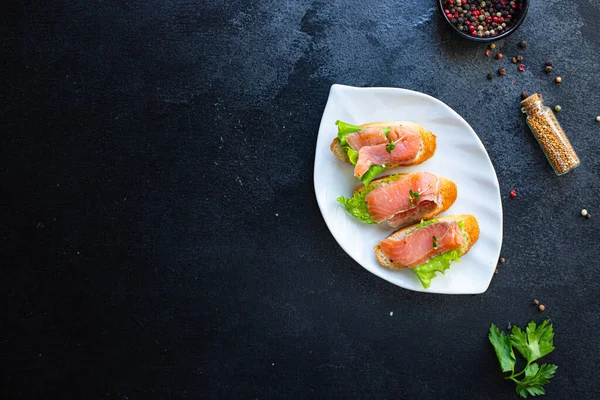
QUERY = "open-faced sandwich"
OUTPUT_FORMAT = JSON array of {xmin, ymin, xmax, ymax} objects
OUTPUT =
[
  {"xmin": 374, "ymin": 214, "xmax": 480, "ymax": 289},
  {"xmin": 337, "ymin": 172, "xmax": 457, "ymax": 228},
  {"xmin": 331, "ymin": 120, "xmax": 437, "ymax": 184}
]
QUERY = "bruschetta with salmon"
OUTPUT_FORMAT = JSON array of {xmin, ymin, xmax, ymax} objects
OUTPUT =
[
  {"xmin": 331, "ymin": 120, "xmax": 437, "ymax": 184},
  {"xmin": 374, "ymin": 215, "xmax": 480, "ymax": 289},
  {"xmin": 337, "ymin": 172, "xmax": 457, "ymax": 228}
]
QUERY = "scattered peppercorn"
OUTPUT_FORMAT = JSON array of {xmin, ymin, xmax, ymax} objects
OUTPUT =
[
  {"xmin": 533, "ymin": 299, "xmax": 540, "ymax": 305},
  {"xmin": 507, "ymin": 322, "xmax": 512, "ymax": 330},
  {"xmin": 586, "ymin": 213, "xmax": 592, "ymax": 220},
  {"xmin": 546, "ymin": 60, "xmax": 553, "ymax": 66},
  {"xmin": 518, "ymin": 64, "xmax": 525, "ymax": 72},
  {"xmin": 510, "ymin": 189, "xmax": 517, "ymax": 198},
  {"xmin": 556, "ymin": 76, "xmax": 563, "ymax": 83},
  {"xmin": 521, "ymin": 91, "xmax": 529, "ymax": 100},
  {"xmin": 555, "ymin": 105, "xmax": 562, "ymax": 112},
  {"xmin": 511, "ymin": 57, "xmax": 517, "ymax": 63},
  {"xmin": 496, "ymin": 53, "xmax": 503, "ymax": 60},
  {"xmin": 487, "ymin": 73, "xmax": 494, "ymax": 80},
  {"xmin": 538, "ymin": 304, "xmax": 546, "ymax": 312},
  {"xmin": 498, "ymin": 67, "xmax": 506, "ymax": 76},
  {"xmin": 545, "ymin": 65, "xmax": 553, "ymax": 73},
  {"xmin": 489, "ymin": 43, "xmax": 496, "ymax": 49},
  {"xmin": 581, "ymin": 209, "xmax": 588, "ymax": 216},
  {"xmin": 517, "ymin": 55, "xmax": 524, "ymax": 62},
  {"xmin": 485, "ymin": 49, "xmax": 492, "ymax": 57},
  {"xmin": 520, "ymin": 40, "xmax": 528, "ymax": 48},
  {"xmin": 499, "ymin": 257, "xmax": 505, "ymax": 264},
  {"xmin": 494, "ymin": 268, "xmax": 499, "ymax": 274},
  {"xmin": 596, "ymin": 116, "xmax": 600, "ymax": 122}
]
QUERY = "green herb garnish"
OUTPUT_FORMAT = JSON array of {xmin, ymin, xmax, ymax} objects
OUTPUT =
[
  {"xmin": 489, "ymin": 320, "xmax": 558, "ymax": 398},
  {"xmin": 408, "ymin": 189, "xmax": 420, "ymax": 206}
]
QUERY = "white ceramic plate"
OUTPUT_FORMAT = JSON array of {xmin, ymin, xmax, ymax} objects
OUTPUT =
[{"xmin": 314, "ymin": 84, "xmax": 503, "ymax": 294}]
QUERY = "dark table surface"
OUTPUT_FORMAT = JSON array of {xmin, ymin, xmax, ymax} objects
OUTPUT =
[{"xmin": 3, "ymin": 0, "xmax": 600, "ymax": 398}]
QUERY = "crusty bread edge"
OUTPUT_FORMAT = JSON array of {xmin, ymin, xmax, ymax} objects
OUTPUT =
[
  {"xmin": 374, "ymin": 214, "xmax": 480, "ymax": 270},
  {"xmin": 330, "ymin": 121, "xmax": 437, "ymax": 166},
  {"xmin": 351, "ymin": 174, "xmax": 458, "ymax": 227},
  {"xmin": 330, "ymin": 137, "xmax": 350, "ymax": 163}
]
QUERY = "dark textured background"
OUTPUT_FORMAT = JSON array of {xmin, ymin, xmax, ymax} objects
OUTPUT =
[{"xmin": 2, "ymin": 0, "xmax": 600, "ymax": 398}]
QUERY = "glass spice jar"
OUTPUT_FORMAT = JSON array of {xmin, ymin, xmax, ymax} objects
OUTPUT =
[{"xmin": 521, "ymin": 93, "xmax": 580, "ymax": 175}]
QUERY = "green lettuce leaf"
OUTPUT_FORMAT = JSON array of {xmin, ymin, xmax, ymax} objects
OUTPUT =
[
  {"xmin": 335, "ymin": 120, "xmax": 389, "ymax": 182},
  {"xmin": 412, "ymin": 220, "xmax": 466, "ymax": 288},
  {"xmin": 336, "ymin": 120, "xmax": 361, "ymax": 145},
  {"xmin": 360, "ymin": 165, "xmax": 385, "ymax": 185},
  {"xmin": 412, "ymin": 249, "xmax": 462, "ymax": 289},
  {"xmin": 346, "ymin": 147, "xmax": 358, "ymax": 165},
  {"xmin": 337, "ymin": 174, "xmax": 401, "ymax": 224}
]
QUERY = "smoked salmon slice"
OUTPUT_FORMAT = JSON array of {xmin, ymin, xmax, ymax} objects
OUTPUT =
[
  {"xmin": 345, "ymin": 127, "xmax": 387, "ymax": 150},
  {"xmin": 378, "ymin": 220, "xmax": 464, "ymax": 268},
  {"xmin": 353, "ymin": 126, "xmax": 422, "ymax": 178},
  {"xmin": 365, "ymin": 172, "xmax": 440, "ymax": 228}
]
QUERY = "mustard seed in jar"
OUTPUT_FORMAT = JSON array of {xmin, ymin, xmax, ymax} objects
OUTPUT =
[{"xmin": 521, "ymin": 93, "xmax": 580, "ymax": 175}]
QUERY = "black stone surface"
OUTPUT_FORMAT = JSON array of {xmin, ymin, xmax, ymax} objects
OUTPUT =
[{"xmin": 3, "ymin": 0, "xmax": 600, "ymax": 398}]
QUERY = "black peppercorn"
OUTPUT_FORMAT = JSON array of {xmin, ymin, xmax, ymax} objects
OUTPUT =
[
  {"xmin": 545, "ymin": 65, "xmax": 553, "ymax": 73},
  {"xmin": 521, "ymin": 91, "xmax": 529, "ymax": 100},
  {"xmin": 546, "ymin": 60, "xmax": 553, "ymax": 67},
  {"xmin": 498, "ymin": 67, "xmax": 506, "ymax": 76},
  {"xmin": 520, "ymin": 40, "xmax": 528, "ymax": 48},
  {"xmin": 517, "ymin": 55, "xmax": 524, "ymax": 62},
  {"xmin": 487, "ymin": 73, "xmax": 494, "ymax": 80}
]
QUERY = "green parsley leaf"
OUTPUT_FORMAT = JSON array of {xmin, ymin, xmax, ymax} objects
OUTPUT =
[
  {"xmin": 511, "ymin": 320, "xmax": 555, "ymax": 364},
  {"xmin": 488, "ymin": 324, "xmax": 516, "ymax": 373},
  {"xmin": 513, "ymin": 363, "xmax": 558, "ymax": 398}
]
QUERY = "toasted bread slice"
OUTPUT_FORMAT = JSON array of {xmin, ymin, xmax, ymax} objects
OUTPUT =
[
  {"xmin": 350, "ymin": 173, "xmax": 458, "ymax": 228},
  {"xmin": 331, "ymin": 121, "xmax": 437, "ymax": 166},
  {"xmin": 374, "ymin": 214, "xmax": 480, "ymax": 270}
]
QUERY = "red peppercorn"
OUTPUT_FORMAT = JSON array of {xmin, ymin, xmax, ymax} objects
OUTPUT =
[
  {"xmin": 510, "ymin": 189, "xmax": 517, "ymax": 198},
  {"xmin": 486, "ymin": 17, "xmax": 492, "ymax": 23},
  {"xmin": 518, "ymin": 64, "xmax": 525, "ymax": 72},
  {"xmin": 499, "ymin": 17, "xmax": 505, "ymax": 23},
  {"xmin": 493, "ymin": 16, "xmax": 499, "ymax": 22},
  {"xmin": 454, "ymin": 12, "xmax": 459, "ymax": 19},
  {"xmin": 448, "ymin": 0, "xmax": 454, "ymax": 4}
]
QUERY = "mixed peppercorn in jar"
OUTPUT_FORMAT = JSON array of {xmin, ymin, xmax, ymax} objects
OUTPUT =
[{"xmin": 442, "ymin": 0, "xmax": 526, "ymax": 38}]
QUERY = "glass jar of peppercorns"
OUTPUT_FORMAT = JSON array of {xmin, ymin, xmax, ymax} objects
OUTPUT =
[{"xmin": 521, "ymin": 93, "xmax": 580, "ymax": 175}]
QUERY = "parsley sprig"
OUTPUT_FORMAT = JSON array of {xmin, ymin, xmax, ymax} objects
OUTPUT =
[{"xmin": 489, "ymin": 320, "xmax": 557, "ymax": 398}]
